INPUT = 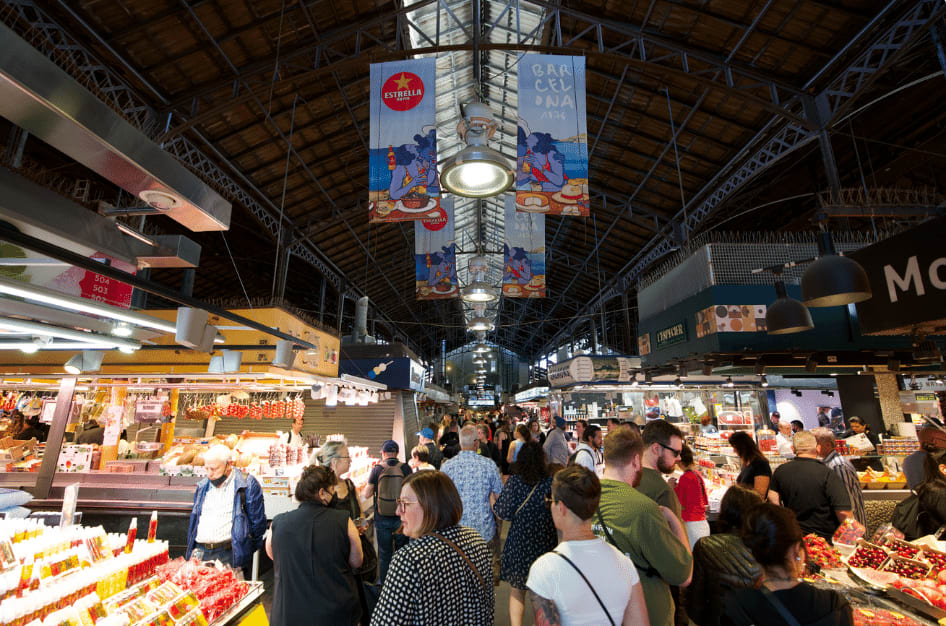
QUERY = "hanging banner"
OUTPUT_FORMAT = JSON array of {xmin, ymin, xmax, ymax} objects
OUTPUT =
[
  {"xmin": 516, "ymin": 55, "xmax": 589, "ymax": 216},
  {"xmin": 368, "ymin": 58, "xmax": 441, "ymax": 222},
  {"xmin": 414, "ymin": 199, "xmax": 457, "ymax": 299},
  {"xmin": 503, "ymin": 195, "xmax": 545, "ymax": 297}
]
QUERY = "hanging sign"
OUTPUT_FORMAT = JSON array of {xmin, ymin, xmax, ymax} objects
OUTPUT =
[
  {"xmin": 503, "ymin": 195, "xmax": 546, "ymax": 297},
  {"xmin": 414, "ymin": 199, "xmax": 458, "ymax": 299},
  {"xmin": 516, "ymin": 55, "xmax": 589, "ymax": 216},
  {"xmin": 848, "ymin": 217, "xmax": 946, "ymax": 335},
  {"xmin": 548, "ymin": 356, "xmax": 642, "ymax": 387},
  {"xmin": 368, "ymin": 59, "xmax": 441, "ymax": 222},
  {"xmin": 654, "ymin": 322, "xmax": 687, "ymax": 350}
]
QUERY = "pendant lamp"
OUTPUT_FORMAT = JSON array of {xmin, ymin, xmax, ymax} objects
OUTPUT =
[
  {"xmin": 801, "ymin": 231, "xmax": 872, "ymax": 307},
  {"xmin": 440, "ymin": 103, "xmax": 515, "ymax": 198},
  {"xmin": 766, "ymin": 280, "xmax": 814, "ymax": 335}
]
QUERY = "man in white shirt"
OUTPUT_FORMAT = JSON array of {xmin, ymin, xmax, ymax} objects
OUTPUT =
[
  {"xmin": 573, "ymin": 424, "xmax": 603, "ymax": 475},
  {"xmin": 284, "ymin": 417, "xmax": 304, "ymax": 446},
  {"xmin": 528, "ymin": 465, "xmax": 649, "ymax": 625},
  {"xmin": 776, "ymin": 421, "xmax": 795, "ymax": 457}
]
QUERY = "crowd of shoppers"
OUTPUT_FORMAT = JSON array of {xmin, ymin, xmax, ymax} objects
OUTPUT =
[{"xmin": 255, "ymin": 409, "xmax": 883, "ymax": 625}]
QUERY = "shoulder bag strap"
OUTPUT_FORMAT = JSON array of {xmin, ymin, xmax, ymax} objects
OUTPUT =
[
  {"xmin": 760, "ymin": 586, "xmax": 802, "ymax": 626},
  {"xmin": 551, "ymin": 551, "xmax": 615, "ymax": 626},
  {"xmin": 432, "ymin": 532, "xmax": 487, "ymax": 595},
  {"xmin": 514, "ymin": 482, "xmax": 541, "ymax": 516},
  {"xmin": 346, "ymin": 478, "xmax": 360, "ymax": 519},
  {"xmin": 595, "ymin": 507, "xmax": 661, "ymax": 579}
]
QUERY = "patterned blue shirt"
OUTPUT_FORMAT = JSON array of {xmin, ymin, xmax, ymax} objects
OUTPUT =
[{"xmin": 442, "ymin": 450, "xmax": 504, "ymax": 541}]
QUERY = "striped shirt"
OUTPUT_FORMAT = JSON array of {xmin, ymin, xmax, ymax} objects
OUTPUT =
[
  {"xmin": 195, "ymin": 471, "xmax": 236, "ymax": 543},
  {"xmin": 824, "ymin": 451, "xmax": 866, "ymax": 527}
]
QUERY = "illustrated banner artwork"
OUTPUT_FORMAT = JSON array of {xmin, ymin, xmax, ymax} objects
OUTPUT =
[
  {"xmin": 368, "ymin": 58, "xmax": 440, "ymax": 222},
  {"xmin": 516, "ymin": 54, "xmax": 589, "ymax": 216},
  {"xmin": 414, "ymin": 199, "xmax": 457, "ymax": 300},
  {"xmin": 503, "ymin": 195, "xmax": 545, "ymax": 297}
]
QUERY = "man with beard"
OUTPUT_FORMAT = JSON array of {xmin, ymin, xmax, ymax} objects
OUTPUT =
[
  {"xmin": 594, "ymin": 428, "xmax": 692, "ymax": 626},
  {"xmin": 639, "ymin": 420, "xmax": 685, "ymax": 518}
]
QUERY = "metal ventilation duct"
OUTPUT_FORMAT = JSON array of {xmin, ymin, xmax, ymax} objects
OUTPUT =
[
  {"xmin": 0, "ymin": 168, "xmax": 200, "ymax": 269},
  {"xmin": 0, "ymin": 22, "xmax": 231, "ymax": 232}
]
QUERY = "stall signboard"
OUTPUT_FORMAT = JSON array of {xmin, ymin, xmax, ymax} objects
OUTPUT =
[
  {"xmin": 849, "ymin": 217, "xmax": 946, "ymax": 335},
  {"xmin": 340, "ymin": 357, "xmax": 425, "ymax": 391},
  {"xmin": 548, "ymin": 356, "xmax": 642, "ymax": 388},
  {"xmin": 654, "ymin": 322, "xmax": 687, "ymax": 350},
  {"xmin": 5, "ymin": 246, "xmax": 136, "ymax": 308},
  {"xmin": 368, "ymin": 58, "xmax": 441, "ymax": 222},
  {"xmin": 515, "ymin": 386, "xmax": 549, "ymax": 403},
  {"xmin": 516, "ymin": 54, "xmax": 590, "ymax": 217}
]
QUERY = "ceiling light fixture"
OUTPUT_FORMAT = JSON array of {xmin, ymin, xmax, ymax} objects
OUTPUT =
[
  {"xmin": 461, "ymin": 281, "xmax": 498, "ymax": 303},
  {"xmin": 761, "ymin": 375, "xmax": 769, "ymax": 387},
  {"xmin": 64, "ymin": 350, "xmax": 105, "ymax": 375},
  {"xmin": 766, "ymin": 278, "xmax": 814, "ymax": 335},
  {"xmin": 802, "ymin": 231, "xmax": 872, "ymax": 307},
  {"xmin": 467, "ymin": 316, "xmax": 494, "ymax": 332},
  {"xmin": 115, "ymin": 222, "xmax": 156, "ymax": 246},
  {"xmin": 473, "ymin": 343, "xmax": 490, "ymax": 354},
  {"xmin": 112, "ymin": 323, "xmax": 133, "ymax": 337},
  {"xmin": 0, "ymin": 316, "xmax": 141, "ymax": 351},
  {"xmin": 725, "ymin": 376, "xmax": 735, "ymax": 388},
  {"xmin": 439, "ymin": 103, "xmax": 514, "ymax": 198}
]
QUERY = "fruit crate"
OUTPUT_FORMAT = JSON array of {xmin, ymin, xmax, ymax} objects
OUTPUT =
[
  {"xmin": 886, "ymin": 586, "xmax": 946, "ymax": 621},
  {"xmin": 921, "ymin": 546, "xmax": 946, "ymax": 573},
  {"xmin": 846, "ymin": 540, "xmax": 891, "ymax": 570},
  {"xmin": 887, "ymin": 538, "xmax": 922, "ymax": 561},
  {"xmin": 881, "ymin": 555, "xmax": 932, "ymax": 581}
]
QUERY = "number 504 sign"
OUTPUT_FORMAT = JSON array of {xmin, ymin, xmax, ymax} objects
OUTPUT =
[{"xmin": 76, "ymin": 255, "xmax": 135, "ymax": 309}]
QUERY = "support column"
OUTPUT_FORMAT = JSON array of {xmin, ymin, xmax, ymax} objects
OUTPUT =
[
  {"xmin": 318, "ymin": 278, "xmax": 327, "ymax": 324},
  {"xmin": 874, "ymin": 372, "xmax": 904, "ymax": 432},
  {"xmin": 160, "ymin": 389, "xmax": 179, "ymax": 453},
  {"xmin": 804, "ymin": 94, "xmax": 841, "ymax": 203},
  {"xmin": 32, "ymin": 377, "xmax": 77, "ymax": 499},
  {"xmin": 99, "ymin": 386, "xmax": 126, "ymax": 469}
]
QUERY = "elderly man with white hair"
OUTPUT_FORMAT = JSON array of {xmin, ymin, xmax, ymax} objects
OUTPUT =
[
  {"xmin": 811, "ymin": 427, "xmax": 867, "ymax": 527},
  {"xmin": 767, "ymin": 431, "xmax": 853, "ymax": 541},
  {"xmin": 186, "ymin": 444, "xmax": 267, "ymax": 572}
]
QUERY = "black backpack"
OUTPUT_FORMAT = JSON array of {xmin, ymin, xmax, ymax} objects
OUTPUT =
[
  {"xmin": 892, "ymin": 491, "xmax": 933, "ymax": 540},
  {"xmin": 376, "ymin": 462, "xmax": 406, "ymax": 517}
]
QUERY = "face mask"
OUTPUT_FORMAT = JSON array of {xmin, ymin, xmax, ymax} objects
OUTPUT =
[{"xmin": 210, "ymin": 473, "xmax": 228, "ymax": 488}]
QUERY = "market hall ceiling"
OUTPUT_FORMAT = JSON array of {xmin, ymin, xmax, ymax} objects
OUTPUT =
[{"xmin": 0, "ymin": 0, "xmax": 943, "ymax": 362}]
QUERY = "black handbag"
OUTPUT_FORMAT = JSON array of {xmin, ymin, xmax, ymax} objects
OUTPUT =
[{"xmin": 347, "ymin": 479, "xmax": 378, "ymax": 582}]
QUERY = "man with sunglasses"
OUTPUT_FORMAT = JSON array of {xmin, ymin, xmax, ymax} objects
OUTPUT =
[{"xmin": 639, "ymin": 420, "xmax": 684, "ymax": 519}]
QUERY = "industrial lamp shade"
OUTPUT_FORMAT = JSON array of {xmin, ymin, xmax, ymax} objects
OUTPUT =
[
  {"xmin": 440, "ymin": 142, "xmax": 515, "ymax": 198},
  {"xmin": 766, "ymin": 280, "xmax": 814, "ymax": 335},
  {"xmin": 473, "ymin": 342, "xmax": 490, "ymax": 354},
  {"xmin": 801, "ymin": 231, "xmax": 872, "ymax": 307},
  {"xmin": 461, "ymin": 281, "xmax": 498, "ymax": 303},
  {"xmin": 467, "ymin": 316, "xmax": 494, "ymax": 332}
]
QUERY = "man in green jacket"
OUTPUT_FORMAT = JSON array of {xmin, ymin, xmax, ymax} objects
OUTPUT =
[{"xmin": 593, "ymin": 428, "xmax": 693, "ymax": 626}]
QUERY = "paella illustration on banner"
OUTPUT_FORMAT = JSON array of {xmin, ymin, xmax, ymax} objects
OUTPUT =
[
  {"xmin": 415, "ymin": 199, "xmax": 458, "ymax": 300},
  {"xmin": 503, "ymin": 195, "xmax": 546, "ymax": 298},
  {"xmin": 368, "ymin": 58, "xmax": 441, "ymax": 222},
  {"xmin": 516, "ymin": 54, "xmax": 589, "ymax": 216}
]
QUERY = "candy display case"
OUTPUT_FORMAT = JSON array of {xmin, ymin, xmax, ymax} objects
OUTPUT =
[{"xmin": 0, "ymin": 518, "xmax": 263, "ymax": 626}]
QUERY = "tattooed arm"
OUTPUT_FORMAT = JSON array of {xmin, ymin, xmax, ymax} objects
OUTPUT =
[{"xmin": 532, "ymin": 594, "xmax": 562, "ymax": 626}]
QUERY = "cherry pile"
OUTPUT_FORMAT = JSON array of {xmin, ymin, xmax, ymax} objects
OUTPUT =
[
  {"xmin": 883, "ymin": 558, "xmax": 928, "ymax": 580},
  {"xmin": 890, "ymin": 540, "xmax": 920, "ymax": 560},
  {"xmin": 924, "ymin": 549, "xmax": 946, "ymax": 571},
  {"xmin": 849, "ymin": 545, "xmax": 888, "ymax": 569}
]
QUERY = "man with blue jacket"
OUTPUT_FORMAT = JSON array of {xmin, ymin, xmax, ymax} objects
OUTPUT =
[{"xmin": 186, "ymin": 444, "xmax": 266, "ymax": 572}]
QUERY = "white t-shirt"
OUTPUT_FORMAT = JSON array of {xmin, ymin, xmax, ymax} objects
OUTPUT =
[
  {"xmin": 527, "ymin": 539, "xmax": 639, "ymax": 626},
  {"xmin": 776, "ymin": 432, "xmax": 795, "ymax": 457}
]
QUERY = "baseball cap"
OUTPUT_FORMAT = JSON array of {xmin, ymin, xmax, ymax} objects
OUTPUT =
[
  {"xmin": 554, "ymin": 416, "xmax": 566, "ymax": 428},
  {"xmin": 416, "ymin": 427, "xmax": 435, "ymax": 439},
  {"xmin": 381, "ymin": 440, "xmax": 399, "ymax": 453}
]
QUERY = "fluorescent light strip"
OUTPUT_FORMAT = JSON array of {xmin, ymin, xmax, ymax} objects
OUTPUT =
[
  {"xmin": 0, "ymin": 342, "xmax": 121, "ymax": 351},
  {"xmin": 115, "ymin": 223, "xmax": 155, "ymax": 246},
  {"xmin": 0, "ymin": 317, "xmax": 141, "ymax": 350},
  {"xmin": 0, "ymin": 275, "xmax": 176, "ymax": 333}
]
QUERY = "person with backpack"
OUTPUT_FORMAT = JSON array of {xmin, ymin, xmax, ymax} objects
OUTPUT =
[
  {"xmin": 571, "ymin": 424, "xmax": 603, "ymax": 475},
  {"xmin": 363, "ymin": 440, "xmax": 412, "ymax": 584},
  {"xmin": 721, "ymin": 504, "xmax": 853, "ymax": 625},
  {"xmin": 905, "ymin": 448, "xmax": 946, "ymax": 539}
]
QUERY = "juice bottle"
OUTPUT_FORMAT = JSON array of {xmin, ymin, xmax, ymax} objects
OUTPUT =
[
  {"xmin": 123, "ymin": 519, "xmax": 136, "ymax": 555},
  {"xmin": 147, "ymin": 512, "xmax": 157, "ymax": 544}
]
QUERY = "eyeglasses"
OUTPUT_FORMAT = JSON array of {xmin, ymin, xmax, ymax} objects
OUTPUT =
[
  {"xmin": 544, "ymin": 496, "xmax": 559, "ymax": 508},
  {"xmin": 658, "ymin": 441, "xmax": 682, "ymax": 457},
  {"xmin": 396, "ymin": 498, "xmax": 419, "ymax": 509}
]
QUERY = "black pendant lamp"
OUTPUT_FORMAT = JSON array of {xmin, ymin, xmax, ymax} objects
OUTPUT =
[
  {"xmin": 801, "ymin": 231, "xmax": 872, "ymax": 307},
  {"xmin": 766, "ymin": 279, "xmax": 814, "ymax": 335}
]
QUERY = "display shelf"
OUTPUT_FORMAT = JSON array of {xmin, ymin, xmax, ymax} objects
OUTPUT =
[{"xmin": 209, "ymin": 580, "xmax": 265, "ymax": 626}]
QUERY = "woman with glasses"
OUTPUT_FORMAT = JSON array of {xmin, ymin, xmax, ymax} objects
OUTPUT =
[
  {"xmin": 370, "ymin": 471, "xmax": 494, "ymax": 625},
  {"xmin": 493, "ymin": 441, "xmax": 557, "ymax": 626},
  {"xmin": 526, "ymin": 465, "xmax": 649, "ymax": 625},
  {"xmin": 266, "ymin": 465, "xmax": 363, "ymax": 626}
]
